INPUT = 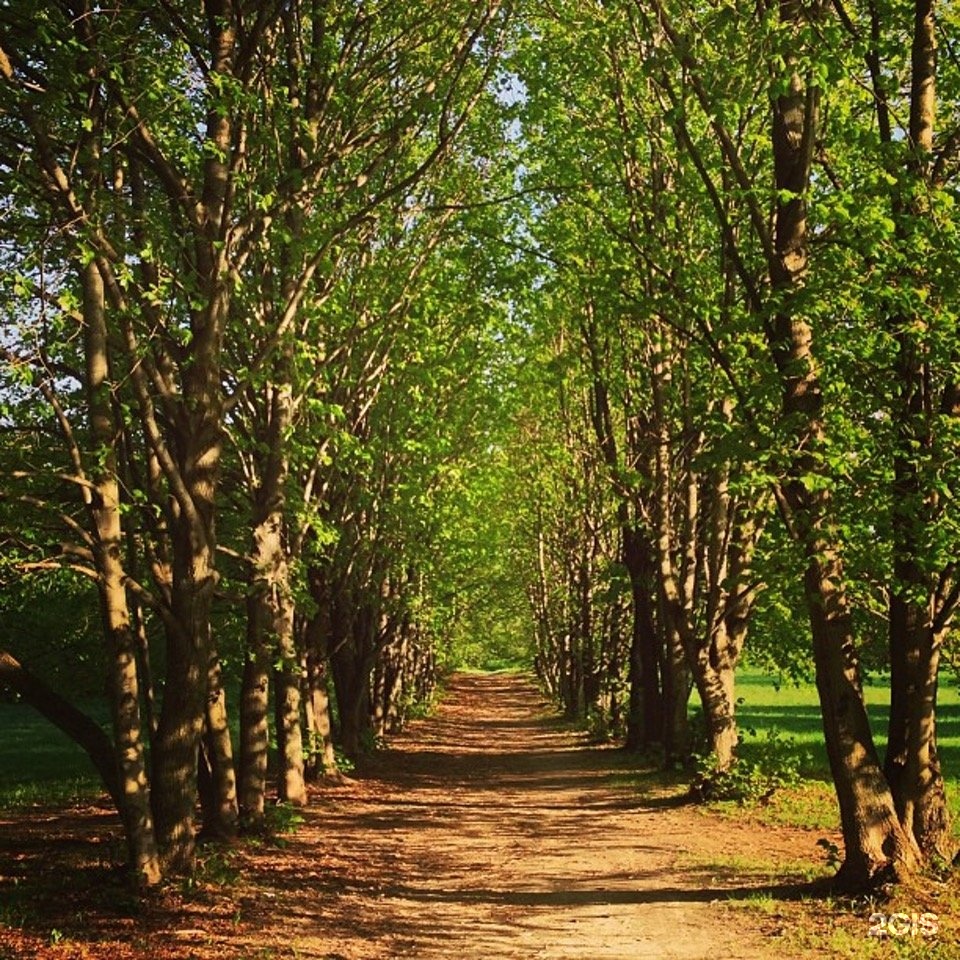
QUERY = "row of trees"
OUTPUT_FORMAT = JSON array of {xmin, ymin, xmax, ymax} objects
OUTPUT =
[
  {"xmin": 0, "ymin": 0, "xmax": 517, "ymax": 886},
  {"xmin": 2, "ymin": 0, "xmax": 960, "ymax": 897},
  {"xmin": 506, "ymin": 0, "xmax": 960, "ymax": 891}
]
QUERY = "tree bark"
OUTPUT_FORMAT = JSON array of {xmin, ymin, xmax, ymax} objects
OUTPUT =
[
  {"xmin": 148, "ymin": 0, "xmax": 238, "ymax": 872},
  {"xmin": 239, "ymin": 581, "xmax": 271, "ymax": 827},
  {"xmin": 767, "ymin": 4, "xmax": 919, "ymax": 886},
  {"xmin": 623, "ymin": 527, "xmax": 662, "ymax": 750},
  {"xmin": 202, "ymin": 654, "xmax": 238, "ymax": 836},
  {"xmin": 690, "ymin": 456, "xmax": 760, "ymax": 773},
  {"xmin": 305, "ymin": 637, "xmax": 339, "ymax": 779},
  {"xmin": 274, "ymin": 625, "xmax": 307, "ymax": 806},
  {"xmin": 881, "ymin": 0, "xmax": 953, "ymax": 860}
]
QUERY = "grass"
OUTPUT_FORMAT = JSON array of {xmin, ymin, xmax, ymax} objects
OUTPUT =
[
  {"xmin": 697, "ymin": 669, "xmax": 960, "ymax": 957},
  {"xmin": 677, "ymin": 849, "xmax": 830, "ymax": 885},
  {"xmin": 713, "ymin": 668, "xmax": 960, "ymax": 832},
  {"xmin": 0, "ymin": 700, "xmax": 107, "ymax": 809},
  {"xmin": 777, "ymin": 873, "xmax": 960, "ymax": 959}
]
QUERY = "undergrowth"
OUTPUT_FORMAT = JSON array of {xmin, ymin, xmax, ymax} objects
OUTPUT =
[{"xmin": 690, "ymin": 726, "xmax": 810, "ymax": 803}]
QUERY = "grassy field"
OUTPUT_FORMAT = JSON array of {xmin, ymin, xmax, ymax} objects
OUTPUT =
[
  {"xmin": 0, "ymin": 701, "xmax": 106, "ymax": 808},
  {"xmin": 720, "ymin": 668, "xmax": 960, "ymax": 831},
  {"xmin": 736, "ymin": 668, "xmax": 960, "ymax": 773}
]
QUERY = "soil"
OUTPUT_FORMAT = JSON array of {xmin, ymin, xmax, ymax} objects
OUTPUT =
[{"xmin": 0, "ymin": 673, "xmax": 846, "ymax": 959}]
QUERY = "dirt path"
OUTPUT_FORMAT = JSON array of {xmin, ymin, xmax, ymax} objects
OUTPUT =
[
  {"xmin": 233, "ymin": 672, "xmax": 820, "ymax": 960},
  {"xmin": 1, "ymin": 672, "xmax": 833, "ymax": 959}
]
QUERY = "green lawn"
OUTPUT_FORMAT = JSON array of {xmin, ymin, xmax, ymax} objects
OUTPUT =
[
  {"xmin": 726, "ymin": 668, "xmax": 960, "ymax": 830},
  {"xmin": 734, "ymin": 668, "xmax": 960, "ymax": 774},
  {"xmin": 0, "ymin": 701, "xmax": 107, "ymax": 807}
]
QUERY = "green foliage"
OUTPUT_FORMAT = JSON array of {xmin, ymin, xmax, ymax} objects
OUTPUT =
[
  {"xmin": 332, "ymin": 748, "xmax": 356, "ymax": 777},
  {"xmin": 181, "ymin": 849, "xmax": 242, "ymax": 894},
  {"xmin": 0, "ymin": 568, "xmax": 105, "ymax": 698},
  {"xmin": 262, "ymin": 804, "xmax": 305, "ymax": 840},
  {"xmin": 358, "ymin": 727, "xmax": 387, "ymax": 755},
  {"xmin": 692, "ymin": 727, "xmax": 809, "ymax": 803}
]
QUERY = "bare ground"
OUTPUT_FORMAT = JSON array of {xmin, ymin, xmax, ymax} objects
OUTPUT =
[{"xmin": 0, "ymin": 673, "xmax": 875, "ymax": 959}]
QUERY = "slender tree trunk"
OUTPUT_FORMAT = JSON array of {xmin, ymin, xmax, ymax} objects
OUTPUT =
[
  {"xmin": 149, "ymin": 1, "xmax": 239, "ymax": 872},
  {"xmin": 152, "ymin": 609, "xmax": 210, "ymax": 872},
  {"xmin": 274, "ymin": 609, "xmax": 307, "ymax": 805},
  {"xmin": 82, "ymin": 259, "xmax": 161, "ymax": 886},
  {"xmin": 202, "ymin": 655, "xmax": 238, "ymax": 836},
  {"xmin": 690, "ymin": 608, "xmax": 749, "ymax": 774},
  {"xmin": 651, "ymin": 330, "xmax": 691, "ymax": 765},
  {"xmin": 151, "ymin": 316, "xmax": 226, "ymax": 870},
  {"xmin": 330, "ymin": 597, "xmax": 375, "ymax": 759},
  {"xmin": 882, "ymin": 0, "xmax": 953, "ymax": 860},
  {"xmin": 238, "ymin": 449, "xmax": 283, "ymax": 824},
  {"xmin": 623, "ymin": 527, "xmax": 662, "ymax": 749},
  {"xmin": 690, "ymin": 459, "xmax": 760, "ymax": 772},
  {"xmin": 802, "ymin": 551, "xmax": 920, "ymax": 887},
  {"xmin": 130, "ymin": 596, "xmax": 158, "ymax": 741},
  {"xmin": 305, "ymin": 641, "xmax": 339, "ymax": 778},
  {"xmin": 238, "ymin": 633, "xmax": 270, "ymax": 826},
  {"xmin": 886, "ymin": 622, "xmax": 950, "ymax": 858}
]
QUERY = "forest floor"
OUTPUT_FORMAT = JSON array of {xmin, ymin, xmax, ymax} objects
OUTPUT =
[{"xmin": 1, "ymin": 672, "xmax": 957, "ymax": 959}]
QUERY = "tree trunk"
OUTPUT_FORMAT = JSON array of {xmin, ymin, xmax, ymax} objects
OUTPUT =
[
  {"xmin": 82, "ymin": 258, "xmax": 161, "ymax": 886},
  {"xmin": 661, "ymin": 629, "xmax": 691, "ymax": 766},
  {"xmin": 239, "ymin": 590, "xmax": 270, "ymax": 827},
  {"xmin": 239, "ymin": 400, "xmax": 290, "ymax": 822},
  {"xmin": 651, "ymin": 328, "xmax": 691, "ymax": 766},
  {"xmin": 274, "ymin": 623, "xmax": 307, "ymax": 806},
  {"xmin": 148, "ymin": 1, "xmax": 237, "ymax": 873},
  {"xmin": 886, "ymin": 614, "xmax": 952, "ymax": 858},
  {"xmin": 623, "ymin": 527, "xmax": 662, "ymax": 749},
  {"xmin": 151, "ymin": 481, "xmax": 222, "ymax": 870},
  {"xmin": 692, "ymin": 636, "xmax": 738, "ymax": 773},
  {"xmin": 202, "ymin": 655, "xmax": 238, "ymax": 837},
  {"xmin": 690, "ymin": 460, "xmax": 760, "ymax": 772},
  {"xmin": 881, "ymin": 0, "xmax": 953, "ymax": 861},
  {"xmin": 305, "ymin": 641, "xmax": 338, "ymax": 779},
  {"xmin": 767, "ymin": 0, "xmax": 919, "ymax": 888},
  {"xmin": 803, "ymin": 553, "xmax": 920, "ymax": 887},
  {"xmin": 151, "ymin": 618, "xmax": 208, "ymax": 873},
  {"xmin": 336, "ymin": 675, "xmax": 371, "ymax": 760},
  {"xmin": 329, "ymin": 597, "xmax": 374, "ymax": 759}
]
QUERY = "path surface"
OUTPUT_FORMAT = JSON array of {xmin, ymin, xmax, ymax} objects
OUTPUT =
[{"xmin": 235, "ymin": 673, "xmax": 818, "ymax": 959}]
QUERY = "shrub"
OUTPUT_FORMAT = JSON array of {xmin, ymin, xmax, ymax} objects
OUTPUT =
[{"xmin": 690, "ymin": 726, "xmax": 810, "ymax": 803}]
